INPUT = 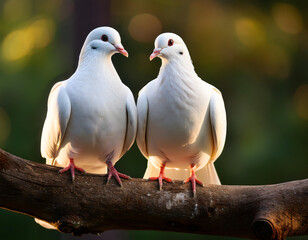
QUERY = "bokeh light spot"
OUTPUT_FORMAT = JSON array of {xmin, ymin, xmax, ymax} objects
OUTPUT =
[
  {"xmin": 0, "ymin": 107, "xmax": 11, "ymax": 145},
  {"xmin": 28, "ymin": 18, "xmax": 56, "ymax": 48},
  {"xmin": 128, "ymin": 14, "xmax": 162, "ymax": 43},
  {"xmin": 235, "ymin": 18, "xmax": 266, "ymax": 47},
  {"xmin": 273, "ymin": 3, "xmax": 303, "ymax": 34},
  {"xmin": 294, "ymin": 84, "xmax": 308, "ymax": 120},
  {"xmin": 2, "ymin": 29, "xmax": 34, "ymax": 61},
  {"xmin": 1, "ymin": 18, "xmax": 55, "ymax": 61}
]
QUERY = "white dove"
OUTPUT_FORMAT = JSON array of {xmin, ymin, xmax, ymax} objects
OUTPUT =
[
  {"xmin": 40, "ymin": 26, "xmax": 137, "ymax": 184},
  {"xmin": 137, "ymin": 33, "xmax": 226, "ymax": 196},
  {"xmin": 36, "ymin": 26, "xmax": 136, "ymax": 229}
]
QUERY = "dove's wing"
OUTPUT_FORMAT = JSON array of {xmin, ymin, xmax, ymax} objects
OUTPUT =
[
  {"xmin": 209, "ymin": 87, "xmax": 227, "ymax": 161},
  {"xmin": 120, "ymin": 88, "xmax": 137, "ymax": 158},
  {"xmin": 194, "ymin": 87, "xmax": 226, "ymax": 185},
  {"xmin": 40, "ymin": 81, "xmax": 71, "ymax": 165},
  {"xmin": 136, "ymin": 86, "xmax": 149, "ymax": 159}
]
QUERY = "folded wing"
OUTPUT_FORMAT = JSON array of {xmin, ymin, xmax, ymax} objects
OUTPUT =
[
  {"xmin": 40, "ymin": 82, "xmax": 71, "ymax": 165},
  {"xmin": 209, "ymin": 88, "xmax": 227, "ymax": 162},
  {"xmin": 136, "ymin": 87, "xmax": 149, "ymax": 159},
  {"xmin": 120, "ymin": 89, "xmax": 137, "ymax": 157}
]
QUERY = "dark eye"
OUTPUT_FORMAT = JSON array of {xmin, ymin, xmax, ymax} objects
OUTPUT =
[
  {"xmin": 168, "ymin": 39, "xmax": 174, "ymax": 46},
  {"xmin": 101, "ymin": 35, "xmax": 108, "ymax": 42}
]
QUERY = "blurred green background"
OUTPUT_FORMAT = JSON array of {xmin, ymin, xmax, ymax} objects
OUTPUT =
[{"xmin": 0, "ymin": 0, "xmax": 307, "ymax": 239}]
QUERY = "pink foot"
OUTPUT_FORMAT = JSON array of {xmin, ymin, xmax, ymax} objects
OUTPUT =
[
  {"xmin": 59, "ymin": 158, "xmax": 86, "ymax": 181},
  {"xmin": 106, "ymin": 160, "xmax": 131, "ymax": 187},
  {"xmin": 183, "ymin": 166, "xmax": 204, "ymax": 197},
  {"xmin": 147, "ymin": 163, "xmax": 173, "ymax": 190}
]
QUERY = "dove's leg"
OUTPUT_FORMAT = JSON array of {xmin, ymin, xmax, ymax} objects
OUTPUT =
[
  {"xmin": 106, "ymin": 151, "xmax": 131, "ymax": 187},
  {"xmin": 148, "ymin": 163, "xmax": 173, "ymax": 191},
  {"xmin": 59, "ymin": 158, "xmax": 86, "ymax": 181},
  {"xmin": 183, "ymin": 164, "xmax": 204, "ymax": 197}
]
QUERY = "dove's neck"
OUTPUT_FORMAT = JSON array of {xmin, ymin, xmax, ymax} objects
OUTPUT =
[
  {"xmin": 156, "ymin": 58, "xmax": 202, "ymax": 108},
  {"xmin": 159, "ymin": 57, "xmax": 199, "ymax": 85},
  {"xmin": 76, "ymin": 53, "xmax": 120, "ymax": 83}
]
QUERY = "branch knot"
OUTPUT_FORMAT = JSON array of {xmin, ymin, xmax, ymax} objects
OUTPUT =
[
  {"xmin": 252, "ymin": 218, "xmax": 276, "ymax": 240},
  {"xmin": 57, "ymin": 215, "xmax": 84, "ymax": 236}
]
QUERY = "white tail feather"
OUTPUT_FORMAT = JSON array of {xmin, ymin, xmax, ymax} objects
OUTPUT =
[
  {"xmin": 34, "ymin": 218, "xmax": 57, "ymax": 229},
  {"xmin": 143, "ymin": 161, "xmax": 160, "ymax": 179},
  {"xmin": 195, "ymin": 162, "xmax": 221, "ymax": 185}
]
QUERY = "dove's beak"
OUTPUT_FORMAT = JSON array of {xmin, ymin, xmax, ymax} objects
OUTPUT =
[
  {"xmin": 150, "ymin": 48, "xmax": 162, "ymax": 61},
  {"xmin": 114, "ymin": 44, "xmax": 128, "ymax": 57}
]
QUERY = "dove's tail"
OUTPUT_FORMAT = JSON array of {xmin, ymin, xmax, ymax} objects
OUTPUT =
[
  {"xmin": 143, "ymin": 160, "xmax": 221, "ymax": 185},
  {"xmin": 143, "ymin": 161, "xmax": 160, "ymax": 179},
  {"xmin": 195, "ymin": 162, "xmax": 221, "ymax": 185},
  {"xmin": 35, "ymin": 218, "xmax": 57, "ymax": 229}
]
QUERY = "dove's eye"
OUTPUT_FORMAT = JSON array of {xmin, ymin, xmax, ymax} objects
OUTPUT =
[
  {"xmin": 168, "ymin": 39, "xmax": 174, "ymax": 46},
  {"xmin": 101, "ymin": 35, "xmax": 108, "ymax": 42}
]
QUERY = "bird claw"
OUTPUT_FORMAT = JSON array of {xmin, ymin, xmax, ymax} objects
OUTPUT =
[
  {"xmin": 183, "ymin": 175, "xmax": 204, "ymax": 197},
  {"xmin": 58, "ymin": 159, "xmax": 86, "ymax": 182},
  {"xmin": 106, "ymin": 162, "xmax": 131, "ymax": 187},
  {"xmin": 148, "ymin": 174, "xmax": 173, "ymax": 191}
]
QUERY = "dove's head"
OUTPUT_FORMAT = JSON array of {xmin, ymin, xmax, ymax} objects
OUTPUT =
[
  {"xmin": 79, "ymin": 27, "xmax": 128, "ymax": 63},
  {"xmin": 150, "ymin": 33, "xmax": 190, "ymax": 62}
]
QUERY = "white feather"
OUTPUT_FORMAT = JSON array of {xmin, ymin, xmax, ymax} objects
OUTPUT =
[
  {"xmin": 119, "ymin": 88, "xmax": 137, "ymax": 158},
  {"xmin": 136, "ymin": 85, "xmax": 151, "ymax": 159},
  {"xmin": 209, "ymin": 87, "xmax": 227, "ymax": 162},
  {"xmin": 40, "ymin": 81, "xmax": 71, "ymax": 164}
]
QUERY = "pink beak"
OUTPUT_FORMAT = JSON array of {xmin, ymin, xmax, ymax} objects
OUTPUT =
[
  {"xmin": 150, "ymin": 48, "xmax": 162, "ymax": 61},
  {"xmin": 114, "ymin": 44, "xmax": 128, "ymax": 57}
]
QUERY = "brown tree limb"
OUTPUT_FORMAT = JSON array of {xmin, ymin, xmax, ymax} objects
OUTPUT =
[{"xmin": 0, "ymin": 148, "xmax": 307, "ymax": 239}]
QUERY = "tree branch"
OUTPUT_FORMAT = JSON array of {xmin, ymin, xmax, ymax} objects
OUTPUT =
[{"xmin": 0, "ymin": 148, "xmax": 307, "ymax": 239}]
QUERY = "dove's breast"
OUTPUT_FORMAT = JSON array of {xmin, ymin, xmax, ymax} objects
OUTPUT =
[
  {"xmin": 56, "ymin": 78, "xmax": 127, "ymax": 169},
  {"xmin": 147, "ymin": 79, "xmax": 213, "ymax": 169}
]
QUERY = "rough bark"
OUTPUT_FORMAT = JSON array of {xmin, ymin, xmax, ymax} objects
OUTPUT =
[{"xmin": 0, "ymin": 148, "xmax": 307, "ymax": 240}]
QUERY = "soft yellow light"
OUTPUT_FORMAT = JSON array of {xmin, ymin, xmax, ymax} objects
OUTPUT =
[
  {"xmin": 1, "ymin": 17, "xmax": 55, "ymax": 61},
  {"xmin": 273, "ymin": 3, "xmax": 303, "ymax": 34},
  {"xmin": 0, "ymin": 107, "xmax": 11, "ymax": 145},
  {"xmin": 294, "ymin": 84, "xmax": 308, "ymax": 120},
  {"xmin": 128, "ymin": 14, "xmax": 162, "ymax": 43},
  {"xmin": 27, "ymin": 18, "xmax": 55, "ymax": 48},
  {"xmin": 235, "ymin": 18, "xmax": 266, "ymax": 47},
  {"xmin": 2, "ymin": 29, "xmax": 34, "ymax": 61}
]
